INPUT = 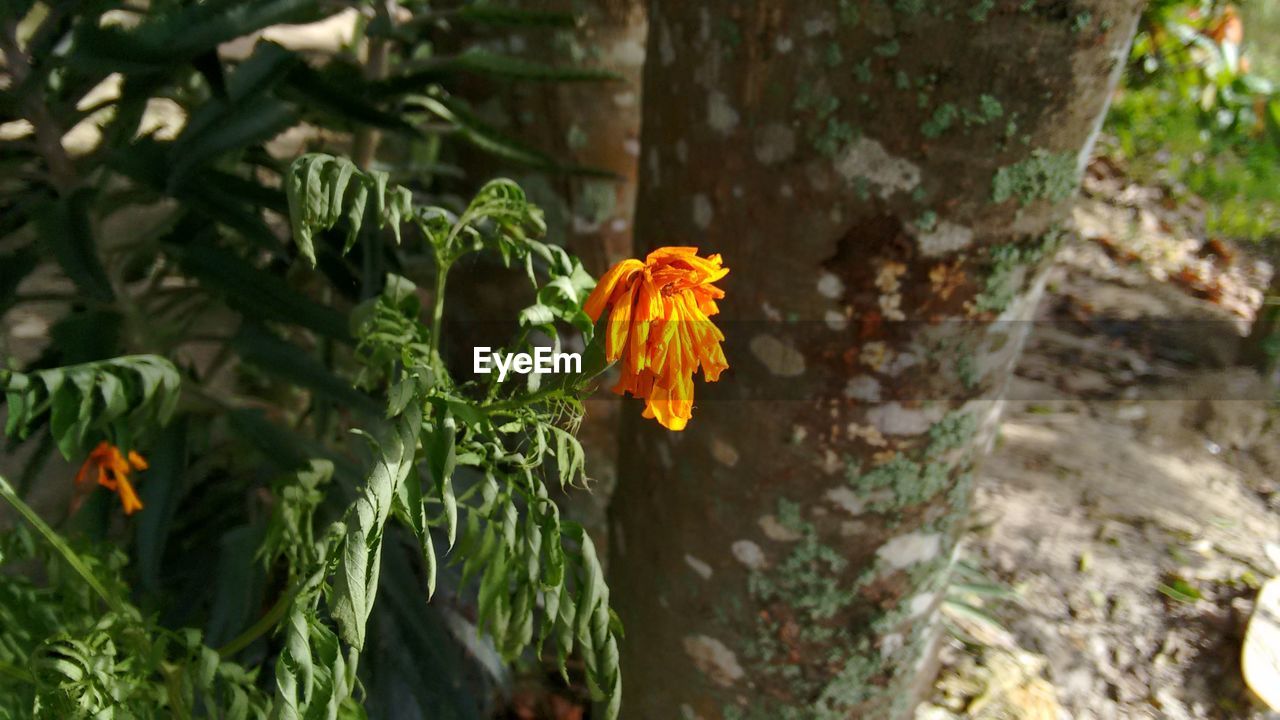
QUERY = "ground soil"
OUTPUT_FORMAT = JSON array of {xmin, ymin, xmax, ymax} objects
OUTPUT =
[{"xmin": 919, "ymin": 166, "xmax": 1280, "ymax": 720}]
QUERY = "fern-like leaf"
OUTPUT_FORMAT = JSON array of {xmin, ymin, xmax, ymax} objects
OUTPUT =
[{"xmin": 1, "ymin": 356, "xmax": 181, "ymax": 458}]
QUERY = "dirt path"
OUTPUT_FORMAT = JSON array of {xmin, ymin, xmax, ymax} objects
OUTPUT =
[{"xmin": 921, "ymin": 234, "xmax": 1280, "ymax": 718}]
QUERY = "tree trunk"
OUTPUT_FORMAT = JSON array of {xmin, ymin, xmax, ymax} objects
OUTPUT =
[
  {"xmin": 608, "ymin": 2, "xmax": 1141, "ymax": 718},
  {"xmin": 487, "ymin": 0, "xmax": 647, "ymax": 275},
  {"xmin": 542, "ymin": 0, "xmax": 647, "ymax": 276},
  {"xmin": 526, "ymin": 0, "xmax": 648, "ymax": 517}
]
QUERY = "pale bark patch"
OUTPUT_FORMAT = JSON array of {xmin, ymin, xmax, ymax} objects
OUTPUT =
[
  {"xmin": 657, "ymin": 442, "xmax": 673, "ymax": 469},
  {"xmin": 750, "ymin": 334, "xmax": 806, "ymax": 377},
  {"xmin": 711, "ymin": 437, "xmax": 740, "ymax": 467},
  {"xmin": 658, "ymin": 19, "xmax": 676, "ymax": 65},
  {"xmin": 758, "ymin": 514, "xmax": 804, "ymax": 542},
  {"xmin": 916, "ymin": 221, "xmax": 975, "ymax": 257},
  {"xmin": 880, "ymin": 632, "xmax": 905, "ymax": 658},
  {"xmin": 731, "ymin": 540, "xmax": 767, "ymax": 569},
  {"xmin": 817, "ymin": 270, "xmax": 845, "ymax": 299},
  {"xmin": 822, "ymin": 448, "xmax": 843, "ymax": 474},
  {"xmin": 684, "ymin": 554, "xmax": 713, "ymax": 580},
  {"xmin": 682, "ymin": 635, "xmax": 745, "ymax": 687},
  {"xmin": 825, "ymin": 486, "xmax": 866, "ymax": 516},
  {"xmin": 693, "ymin": 193, "xmax": 714, "ymax": 229},
  {"xmin": 885, "ymin": 352, "xmax": 920, "ymax": 377},
  {"xmin": 860, "ymin": 341, "xmax": 892, "ymax": 371},
  {"xmin": 707, "ymin": 91, "xmax": 740, "ymax": 135},
  {"xmin": 608, "ymin": 38, "xmax": 647, "ymax": 68},
  {"xmin": 754, "ymin": 123, "xmax": 796, "ymax": 165},
  {"xmin": 909, "ymin": 591, "xmax": 939, "ymax": 617},
  {"xmin": 866, "ymin": 402, "xmax": 944, "ymax": 436},
  {"xmin": 844, "ymin": 375, "xmax": 882, "ymax": 403},
  {"xmin": 841, "ymin": 519, "xmax": 870, "ymax": 537},
  {"xmin": 834, "ymin": 137, "xmax": 922, "ymax": 198},
  {"xmin": 877, "ymin": 532, "xmax": 943, "ymax": 570},
  {"xmin": 803, "ymin": 13, "xmax": 836, "ymax": 36}
]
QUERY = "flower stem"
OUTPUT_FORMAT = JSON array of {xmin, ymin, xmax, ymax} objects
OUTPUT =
[
  {"xmin": 483, "ymin": 383, "xmax": 569, "ymax": 413},
  {"xmin": 217, "ymin": 586, "xmax": 296, "ymax": 658},
  {"xmin": 429, "ymin": 260, "xmax": 449, "ymax": 366},
  {"xmin": 0, "ymin": 474, "xmax": 123, "ymax": 614},
  {"xmin": 352, "ymin": 1, "xmax": 397, "ymax": 170}
]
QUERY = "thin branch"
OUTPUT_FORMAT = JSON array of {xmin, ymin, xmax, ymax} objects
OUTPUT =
[
  {"xmin": 217, "ymin": 586, "xmax": 297, "ymax": 657},
  {"xmin": 351, "ymin": 1, "xmax": 398, "ymax": 170},
  {"xmin": 0, "ymin": 18, "xmax": 76, "ymax": 192}
]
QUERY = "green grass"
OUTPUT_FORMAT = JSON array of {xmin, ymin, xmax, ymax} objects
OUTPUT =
[{"xmin": 1105, "ymin": 83, "xmax": 1280, "ymax": 242}]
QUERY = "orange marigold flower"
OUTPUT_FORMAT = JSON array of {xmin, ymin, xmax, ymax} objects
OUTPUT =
[
  {"xmin": 584, "ymin": 247, "xmax": 728, "ymax": 431},
  {"xmin": 75, "ymin": 441, "xmax": 146, "ymax": 515}
]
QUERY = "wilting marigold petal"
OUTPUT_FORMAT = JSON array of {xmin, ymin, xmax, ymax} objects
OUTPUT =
[
  {"xmin": 586, "ymin": 247, "xmax": 728, "ymax": 431},
  {"xmin": 627, "ymin": 274, "xmax": 659, "ymax": 374},
  {"xmin": 127, "ymin": 450, "xmax": 148, "ymax": 471},
  {"xmin": 604, "ymin": 278, "xmax": 637, "ymax": 362},
  {"xmin": 116, "ymin": 476, "xmax": 144, "ymax": 515},
  {"xmin": 584, "ymin": 259, "xmax": 643, "ymax": 322}
]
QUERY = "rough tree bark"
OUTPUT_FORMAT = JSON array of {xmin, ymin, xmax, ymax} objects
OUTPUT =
[
  {"xmin": 608, "ymin": 2, "xmax": 1142, "ymax": 718},
  {"xmin": 474, "ymin": 0, "xmax": 646, "ymax": 274},
  {"xmin": 526, "ymin": 0, "xmax": 647, "ymax": 505},
  {"xmin": 537, "ymin": 0, "xmax": 647, "ymax": 276}
]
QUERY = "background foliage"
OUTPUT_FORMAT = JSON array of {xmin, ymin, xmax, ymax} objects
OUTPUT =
[
  {"xmin": 0, "ymin": 1, "xmax": 620, "ymax": 717},
  {"xmin": 1108, "ymin": 0, "xmax": 1280, "ymax": 242}
]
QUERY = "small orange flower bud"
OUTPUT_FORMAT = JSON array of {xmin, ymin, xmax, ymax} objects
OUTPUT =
[{"xmin": 75, "ymin": 441, "xmax": 146, "ymax": 515}]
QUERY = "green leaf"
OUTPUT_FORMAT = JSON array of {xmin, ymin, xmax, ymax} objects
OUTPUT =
[
  {"xmin": 330, "ymin": 406, "xmax": 421, "ymax": 650},
  {"xmin": 170, "ymin": 95, "xmax": 298, "ymax": 182},
  {"xmin": 1157, "ymin": 579, "xmax": 1202, "ymax": 603},
  {"xmin": 36, "ymin": 191, "xmax": 114, "ymax": 302},
  {"xmin": 72, "ymin": 0, "xmax": 321, "ymax": 68},
  {"xmin": 232, "ymin": 323, "xmax": 381, "ymax": 417},
  {"xmin": 284, "ymin": 154, "xmax": 413, "ymax": 267},
  {"xmin": 549, "ymin": 426, "xmax": 584, "ymax": 489},
  {"xmin": 407, "ymin": 96, "xmax": 615, "ymax": 176},
  {"xmin": 3, "ymin": 355, "xmax": 181, "ymax": 458},
  {"xmin": 176, "ymin": 242, "xmax": 350, "ymax": 340},
  {"xmin": 427, "ymin": 412, "xmax": 458, "ymax": 547},
  {"xmin": 227, "ymin": 42, "xmax": 300, "ymax": 103},
  {"xmin": 205, "ymin": 525, "xmax": 266, "ymax": 649},
  {"xmin": 387, "ymin": 48, "xmax": 620, "ymax": 91},
  {"xmin": 283, "ymin": 61, "xmax": 423, "ymax": 137},
  {"xmin": 452, "ymin": 5, "xmax": 576, "ymax": 27}
]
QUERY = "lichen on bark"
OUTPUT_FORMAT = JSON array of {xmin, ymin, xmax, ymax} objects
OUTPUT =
[{"xmin": 991, "ymin": 149, "xmax": 1079, "ymax": 205}]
